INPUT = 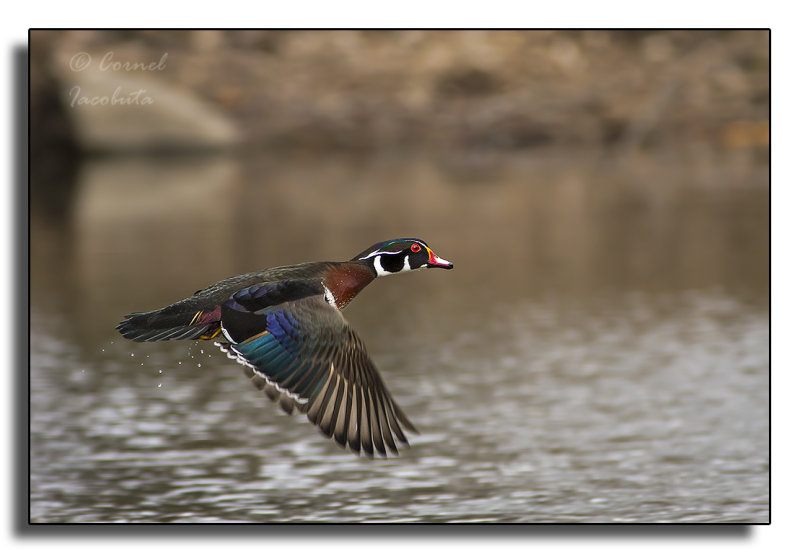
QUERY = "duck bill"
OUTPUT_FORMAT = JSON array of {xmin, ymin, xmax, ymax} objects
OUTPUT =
[{"xmin": 426, "ymin": 249, "xmax": 454, "ymax": 269}]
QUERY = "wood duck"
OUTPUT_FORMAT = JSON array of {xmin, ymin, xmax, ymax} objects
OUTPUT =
[{"xmin": 117, "ymin": 238, "xmax": 453, "ymax": 457}]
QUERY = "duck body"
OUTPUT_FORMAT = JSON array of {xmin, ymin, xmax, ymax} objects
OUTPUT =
[
  {"xmin": 117, "ymin": 238, "xmax": 452, "ymax": 457},
  {"xmin": 118, "ymin": 261, "xmax": 372, "ymax": 342}
]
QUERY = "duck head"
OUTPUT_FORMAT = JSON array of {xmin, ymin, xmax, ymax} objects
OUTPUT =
[{"xmin": 353, "ymin": 238, "xmax": 453, "ymax": 277}]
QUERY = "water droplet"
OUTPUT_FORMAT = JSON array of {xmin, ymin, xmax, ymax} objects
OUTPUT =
[
  {"xmin": 130, "ymin": 353, "xmax": 135, "ymax": 357},
  {"xmin": 158, "ymin": 369, "xmax": 163, "ymax": 374},
  {"xmin": 200, "ymin": 349, "xmax": 204, "ymax": 354},
  {"xmin": 158, "ymin": 383, "xmax": 162, "ymax": 388},
  {"xmin": 197, "ymin": 363, "xmax": 202, "ymax": 368},
  {"xmin": 178, "ymin": 361, "xmax": 182, "ymax": 365}
]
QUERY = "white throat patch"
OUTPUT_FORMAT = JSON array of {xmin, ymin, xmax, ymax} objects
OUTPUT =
[
  {"xmin": 373, "ymin": 255, "xmax": 391, "ymax": 277},
  {"xmin": 373, "ymin": 254, "xmax": 412, "ymax": 277}
]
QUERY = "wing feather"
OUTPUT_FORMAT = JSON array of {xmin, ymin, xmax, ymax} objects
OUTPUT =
[
  {"xmin": 319, "ymin": 374, "xmax": 342, "ymax": 437},
  {"xmin": 348, "ymin": 385, "xmax": 362, "ymax": 455},
  {"xmin": 367, "ymin": 389, "xmax": 386, "ymax": 457},
  {"xmin": 360, "ymin": 389, "xmax": 374, "ymax": 458},
  {"xmin": 374, "ymin": 391, "xmax": 398, "ymax": 455}
]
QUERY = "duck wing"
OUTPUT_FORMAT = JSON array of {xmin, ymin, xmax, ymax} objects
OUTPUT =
[{"xmin": 217, "ymin": 280, "xmax": 417, "ymax": 457}]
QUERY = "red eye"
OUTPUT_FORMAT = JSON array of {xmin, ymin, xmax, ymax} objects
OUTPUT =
[{"xmin": 410, "ymin": 243, "xmax": 421, "ymax": 253}]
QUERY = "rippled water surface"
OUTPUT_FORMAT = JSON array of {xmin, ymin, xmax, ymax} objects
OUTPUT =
[{"xmin": 30, "ymin": 151, "xmax": 768, "ymax": 522}]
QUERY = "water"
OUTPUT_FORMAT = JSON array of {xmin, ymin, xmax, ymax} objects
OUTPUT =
[{"xmin": 29, "ymin": 149, "xmax": 768, "ymax": 522}]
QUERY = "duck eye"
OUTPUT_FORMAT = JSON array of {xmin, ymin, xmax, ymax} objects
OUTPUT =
[{"xmin": 410, "ymin": 243, "xmax": 421, "ymax": 253}]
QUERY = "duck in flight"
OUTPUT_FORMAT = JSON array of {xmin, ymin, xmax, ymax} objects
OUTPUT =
[{"xmin": 117, "ymin": 238, "xmax": 453, "ymax": 457}]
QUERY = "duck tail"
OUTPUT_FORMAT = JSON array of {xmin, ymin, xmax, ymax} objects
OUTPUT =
[{"xmin": 117, "ymin": 303, "xmax": 222, "ymax": 342}]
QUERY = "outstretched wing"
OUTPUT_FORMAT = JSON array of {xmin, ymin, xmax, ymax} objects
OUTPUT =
[{"xmin": 218, "ymin": 281, "xmax": 418, "ymax": 457}]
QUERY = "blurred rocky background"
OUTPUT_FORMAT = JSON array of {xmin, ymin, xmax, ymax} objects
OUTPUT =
[{"xmin": 31, "ymin": 29, "xmax": 768, "ymax": 156}]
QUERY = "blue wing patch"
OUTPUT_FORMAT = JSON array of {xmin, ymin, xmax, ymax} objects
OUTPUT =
[
  {"xmin": 220, "ymin": 280, "xmax": 320, "ymax": 343},
  {"xmin": 221, "ymin": 282, "xmax": 330, "ymax": 401}
]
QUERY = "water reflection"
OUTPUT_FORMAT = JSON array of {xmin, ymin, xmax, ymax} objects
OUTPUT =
[{"xmin": 30, "ymin": 150, "xmax": 768, "ymax": 522}]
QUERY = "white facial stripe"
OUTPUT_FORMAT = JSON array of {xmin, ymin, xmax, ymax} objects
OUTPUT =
[
  {"xmin": 374, "ymin": 255, "xmax": 391, "ymax": 277},
  {"xmin": 359, "ymin": 250, "xmax": 394, "ymax": 260},
  {"xmin": 403, "ymin": 255, "xmax": 411, "ymax": 272},
  {"xmin": 359, "ymin": 241, "xmax": 428, "ymax": 261}
]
